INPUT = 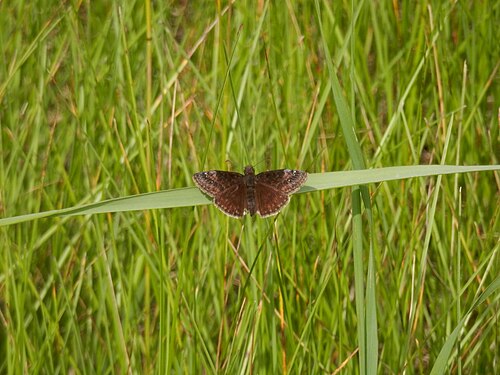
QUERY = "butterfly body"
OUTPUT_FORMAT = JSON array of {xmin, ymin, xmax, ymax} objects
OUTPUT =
[{"xmin": 193, "ymin": 165, "xmax": 307, "ymax": 218}]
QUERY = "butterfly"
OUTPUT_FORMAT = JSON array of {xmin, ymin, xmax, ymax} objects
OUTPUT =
[{"xmin": 192, "ymin": 165, "xmax": 307, "ymax": 218}]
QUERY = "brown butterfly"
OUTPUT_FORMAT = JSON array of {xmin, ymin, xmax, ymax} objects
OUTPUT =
[{"xmin": 193, "ymin": 165, "xmax": 307, "ymax": 218}]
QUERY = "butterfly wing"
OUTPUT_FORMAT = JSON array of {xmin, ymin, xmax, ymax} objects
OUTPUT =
[
  {"xmin": 213, "ymin": 182, "xmax": 247, "ymax": 218},
  {"xmin": 193, "ymin": 170, "xmax": 247, "ymax": 218},
  {"xmin": 254, "ymin": 169, "xmax": 307, "ymax": 217},
  {"xmin": 193, "ymin": 170, "xmax": 244, "ymax": 197},
  {"xmin": 255, "ymin": 169, "xmax": 307, "ymax": 194},
  {"xmin": 254, "ymin": 184, "xmax": 290, "ymax": 217}
]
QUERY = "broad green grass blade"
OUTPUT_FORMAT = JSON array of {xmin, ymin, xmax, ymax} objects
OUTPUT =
[
  {"xmin": 304, "ymin": 165, "xmax": 499, "ymax": 191},
  {"xmin": 0, "ymin": 165, "xmax": 498, "ymax": 226}
]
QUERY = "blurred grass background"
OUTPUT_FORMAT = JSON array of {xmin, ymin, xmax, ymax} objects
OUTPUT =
[{"xmin": 0, "ymin": 0, "xmax": 499, "ymax": 373}]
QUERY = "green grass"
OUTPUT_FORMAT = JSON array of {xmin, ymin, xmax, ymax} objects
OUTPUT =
[{"xmin": 1, "ymin": 1, "xmax": 499, "ymax": 374}]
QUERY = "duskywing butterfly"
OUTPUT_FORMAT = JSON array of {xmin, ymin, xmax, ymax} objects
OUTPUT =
[{"xmin": 193, "ymin": 166, "xmax": 307, "ymax": 218}]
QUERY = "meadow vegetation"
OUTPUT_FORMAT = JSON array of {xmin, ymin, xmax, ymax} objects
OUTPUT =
[{"xmin": 0, "ymin": 1, "xmax": 499, "ymax": 373}]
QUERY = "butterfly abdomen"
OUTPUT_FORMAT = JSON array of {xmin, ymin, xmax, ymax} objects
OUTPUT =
[{"xmin": 244, "ymin": 166, "xmax": 257, "ymax": 216}]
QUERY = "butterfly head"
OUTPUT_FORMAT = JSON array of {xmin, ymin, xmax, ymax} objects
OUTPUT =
[{"xmin": 244, "ymin": 165, "xmax": 255, "ymax": 176}]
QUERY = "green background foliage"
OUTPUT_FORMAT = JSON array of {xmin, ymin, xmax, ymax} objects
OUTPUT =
[{"xmin": 0, "ymin": 1, "xmax": 498, "ymax": 373}]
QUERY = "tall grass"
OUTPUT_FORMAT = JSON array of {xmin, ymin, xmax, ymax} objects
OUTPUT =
[{"xmin": 1, "ymin": 1, "xmax": 499, "ymax": 373}]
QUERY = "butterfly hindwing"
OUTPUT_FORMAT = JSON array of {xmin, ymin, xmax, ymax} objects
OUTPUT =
[
  {"xmin": 254, "ymin": 183, "xmax": 290, "ymax": 217},
  {"xmin": 213, "ymin": 182, "xmax": 247, "ymax": 218}
]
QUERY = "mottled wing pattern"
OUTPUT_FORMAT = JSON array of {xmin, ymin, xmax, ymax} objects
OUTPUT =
[
  {"xmin": 192, "ymin": 170, "xmax": 247, "ymax": 218},
  {"xmin": 255, "ymin": 169, "xmax": 307, "ymax": 194},
  {"xmin": 254, "ymin": 169, "xmax": 307, "ymax": 217},
  {"xmin": 213, "ymin": 183, "xmax": 247, "ymax": 218},
  {"xmin": 254, "ymin": 184, "xmax": 290, "ymax": 217},
  {"xmin": 192, "ymin": 170, "xmax": 244, "ymax": 197}
]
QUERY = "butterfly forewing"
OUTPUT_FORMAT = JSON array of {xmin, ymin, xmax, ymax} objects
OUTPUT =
[
  {"xmin": 255, "ymin": 169, "xmax": 308, "ymax": 194},
  {"xmin": 193, "ymin": 170, "xmax": 245, "ymax": 197}
]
